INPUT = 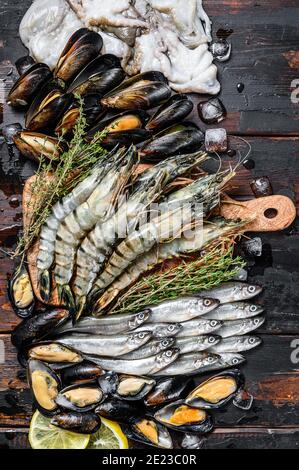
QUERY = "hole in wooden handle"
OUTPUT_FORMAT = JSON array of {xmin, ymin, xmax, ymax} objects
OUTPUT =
[{"xmin": 264, "ymin": 208, "xmax": 278, "ymax": 219}]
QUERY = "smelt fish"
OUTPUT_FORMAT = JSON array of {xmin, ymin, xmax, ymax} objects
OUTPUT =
[
  {"xmin": 134, "ymin": 323, "xmax": 182, "ymax": 338},
  {"xmin": 87, "ymin": 349, "xmax": 180, "ymax": 376},
  {"xmin": 175, "ymin": 335, "xmax": 221, "ymax": 354},
  {"xmin": 147, "ymin": 297, "xmax": 219, "ymax": 323},
  {"xmin": 58, "ymin": 331, "xmax": 152, "ymax": 357},
  {"xmin": 202, "ymin": 352, "xmax": 246, "ymax": 371},
  {"xmin": 203, "ymin": 302, "xmax": 264, "ymax": 320},
  {"xmin": 122, "ymin": 338, "xmax": 176, "ymax": 360},
  {"xmin": 176, "ymin": 319, "xmax": 222, "ymax": 337},
  {"xmin": 196, "ymin": 282, "xmax": 263, "ymax": 304},
  {"xmin": 208, "ymin": 335, "xmax": 262, "ymax": 353},
  {"xmin": 216, "ymin": 317, "xmax": 265, "ymax": 338},
  {"xmin": 53, "ymin": 310, "xmax": 150, "ymax": 336},
  {"xmin": 153, "ymin": 352, "xmax": 220, "ymax": 376}
]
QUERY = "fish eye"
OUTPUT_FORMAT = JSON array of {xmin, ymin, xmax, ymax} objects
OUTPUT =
[
  {"xmin": 210, "ymin": 320, "xmax": 218, "ymax": 327},
  {"xmin": 168, "ymin": 325, "xmax": 175, "ymax": 331},
  {"xmin": 249, "ymin": 305, "xmax": 257, "ymax": 312},
  {"xmin": 254, "ymin": 318, "xmax": 260, "ymax": 325},
  {"xmin": 204, "ymin": 299, "xmax": 212, "ymax": 306},
  {"xmin": 162, "ymin": 340, "xmax": 169, "ymax": 347},
  {"xmin": 166, "ymin": 351, "xmax": 172, "ymax": 357},
  {"xmin": 208, "ymin": 356, "xmax": 215, "ymax": 363},
  {"xmin": 249, "ymin": 338, "xmax": 255, "ymax": 344},
  {"xmin": 248, "ymin": 285, "xmax": 256, "ymax": 293},
  {"xmin": 232, "ymin": 358, "xmax": 239, "ymax": 364},
  {"xmin": 209, "ymin": 337, "xmax": 216, "ymax": 343},
  {"xmin": 138, "ymin": 313, "xmax": 145, "ymax": 320},
  {"xmin": 138, "ymin": 333, "xmax": 145, "ymax": 339}
]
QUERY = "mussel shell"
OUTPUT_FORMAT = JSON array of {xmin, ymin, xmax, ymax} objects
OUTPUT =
[
  {"xmin": 13, "ymin": 131, "xmax": 63, "ymax": 163},
  {"xmin": 15, "ymin": 56, "xmax": 36, "ymax": 76},
  {"xmin": 8, "ymin": 63, "xmax": 52, "ymax": 107},
  {"xmin": 140, "ymin": 123, "xmax": 204, "ymax": 162},
  {"xmin": 101, "ymin": 71, "xmax": 171, "ymax": 111},
  {"xmin": 11, "ymin": 309, "xmax": 70, "ymax": 350},
  {"xmin": 114, "ymin": 375, "xmax": 156, "ymax": 401},
  {"xmin": 27, "ymin": 359, "xmax": 61, "ymax": 416},
  {"xmin": 51, "ymin": 411, "xmax": 101, "ymax": 434},
  {"xmin": 61, "ymin": 361, "xmax": 105, "ymax": 385},
  {"xmin": 27, "ymin": 341, "xmax": 83, "ymax": 364},
  {"xmin": 68, "ymin": 54, "xmax": 125, "ymax": 96},
  {"xmin": 56, "ymin": 384, "xmax": 105, "ymax": 413},
  {"xmin": 185, "ymin": 369, "xmax": 245, "ymax": 409},
  {"xmin": 154, "ymin": 400, "xmax": 214, "ymax": 434},
  {"xmin": 54, "ymin": 28, "xmax": 103, "ymax": 83},
  {"xmin": 25, "ymin": 82, "xmax": 73, "ymax": 131},
  {"xmin": 146, "ymin": 94, "xmax": 194, "ymax": 132},
  {"xmin": 145, "ymin": 376, "xmax": 192, "ymax": 408},
  {"xmin": 124, "ymin": 418, "xmax": 173, "ymax": 449},
  {"xmin": 97, "ymin": 371, "xmax": 119, "ymax": 396},
  {"xmin": 95, "ymin": 398, "xmax": 143, "ymax": 424},
  {"xmin": 8, "ymin": 264, "xmax": 35, "ymax": 319}
]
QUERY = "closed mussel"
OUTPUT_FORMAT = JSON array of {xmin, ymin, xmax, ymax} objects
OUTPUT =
[
  {"xmin": 8, "ymin": 264, "xmax": 35, "ymax": 319},
  {"xmin": 114, "ymin": 375, "xmax": 155, "ymax": 401},
  {"xmin": 54, "ymin": 28, "xmax": 103, "ymax": 83},
  {"xmin": 96, "ymin": 398, "xmax": 143, "ymax": 424},
  {"xmin": 68, "ymin": 54, "xmax": 125, "ymax": 97},
  {"xmin": 87, "ymin": 110, "xmax": 151, "ymax": 147},
  {"xmin": 101, "ymin": 71, "xmax": 171, "ymax": 110},
  {"xmin": 25, "ymin": 82, "xmax": 73, "ymax": 131},
  {"xmin": 28, "ymin": 342, "xmax": 83, "ymax": 364},
  {"xmin": 51, "ymin": 411, "xmax": 101, "ymax": 434},
  {"xmin": 154, "ymin": 400, "xmax": 213, "ymax": 434},
  {"xmin": 145, "ymin": 376, "xmax": 192, "ymax": 408},
  {"xmin": 140, "ymin": 123, "xmax": 204, "ymax": 162},
  {"xmin": 8, "ymin": 63, "xmax": 52, "ymax": 107},
  {"xmin": 61, "ymin": 361, "xmax": 105, "ymax": 385},
  {"xmin": 13, "ymin": 131, "xmax": 63, "ymax": 162},
  {"xmin": 55, "ymin": 93, "xmax": 106, "ymax": 135},
  {"xmin": 27, "ymin": 359, "xmax": 61, "ymax": 416},
  {"xmin": 185, "ymin": 370, "xmax": 245, "ymax": 409},
  {"xmin": 15, "ymin": 55, "xmax": 36, "ymax": 76},
  {"xmin": 124, "ymin": 418, "xmax": 173, "ymax": 449},
  {"xmin": 56, "ymin": 384, "xmax": 104, "ymax": 412},
  {"xmin": 11, "ymin": 309, "xmax": 70, "ymax": 350},
  {"xmin": 146, "ymin": 94, "xmax": 194, "ymax": 132}
]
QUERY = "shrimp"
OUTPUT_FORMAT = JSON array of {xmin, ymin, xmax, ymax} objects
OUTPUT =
[
  {"xmin": 92, "ymin": 217, "xmax": 245, "ymax": 314},
  {"xmin": 36, "ymin": 150, "xmax": 115, "ymax": 303},
  {"xmin": 73, "ymin": 150, "xmax": 208, "ymax": 317},
  {"xmin": 53, "ymin": 146, "xmax": 137, "ymax": 318}
]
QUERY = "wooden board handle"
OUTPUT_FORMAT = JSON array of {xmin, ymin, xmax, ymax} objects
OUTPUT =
[{"xmin": 220, "ymin": 195, "xmax": 296, "ymax": 232}]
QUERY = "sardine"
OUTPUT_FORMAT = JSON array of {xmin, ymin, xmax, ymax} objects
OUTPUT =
[
  {"xmin": 203, "ymin": 302, "xmax": 264, "ymax": 320},
  {"xmin": 134, "ymin": 323, "xmax": 182, "ymax": 338},
  {"xmin": 57, "ymin": 331, "xmax": 152, "ymax": 357},
  {"xmin": 53, "ymin": 311, "xmax": 151, "ymax": 336},
  {"xmin": 216, "ymin": 317, "xmax": 265, "ymax": 338},
  {"xmin": 147, "ymin": 297, "xmax": 219, "ymax": 323},
  {"xmin": 87, "ymin": 349, "xmax": 180, "ymax": 376},
  {"xmin": 153, "ymin": 352, "xmax": 220, "ymax": 376},
  {"xmin": 176, "ymin": 319, "xmax": 222, "ymax": 337},
  {"xmin": 208, "ymin": 335, "xmax": 262, "ymax": 353},
  {"xmin": 122, "ymin": 337, "xmax": 176, "ymax": 360},
  {"xmin": 175, "ymin": 335, "xmax": 221, "ymax": 354},
  {"xmin": 201, "ymin": 352, "xmax": 246, "ymax": 372},
  {"xmin": 196, "ymin": 282, "xmax": 262, "ymax": 304}
]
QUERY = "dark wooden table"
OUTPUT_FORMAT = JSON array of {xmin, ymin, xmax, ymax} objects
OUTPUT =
[{"xmin": 0, "ymin": 0, "xmax": 299, "ymax": 449}]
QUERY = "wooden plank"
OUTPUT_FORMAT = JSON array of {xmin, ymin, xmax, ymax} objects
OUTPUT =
[
  {"xmin": 0, "ymin": 1, "xmax": 299, "ymax": 136},
  {"xmin": 1, "ymin": 334, "xmax": 298, "ymax": 428}
]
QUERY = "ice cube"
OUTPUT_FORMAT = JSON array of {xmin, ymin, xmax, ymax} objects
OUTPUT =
[
  {"xmin": 205, "ymin": 128, "xmax": 228, "ymax": 152},
  {"xmin": 250, "ymin": 177, "xmax": 273, "ymax": 198},
  {"xmin": 198, "ymin": 98, "xmax": 227, "ymax": 124},
  {"xmin": 210, "ymin": 40, "xmax": 231, "ymax": 62}
]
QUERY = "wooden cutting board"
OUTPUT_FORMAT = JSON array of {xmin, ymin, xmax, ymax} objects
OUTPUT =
[{"xmin": 23, "ymin": 175, "xmax": 296, "ymax": 307}]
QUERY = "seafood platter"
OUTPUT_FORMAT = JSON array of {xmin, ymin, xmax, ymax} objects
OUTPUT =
[{"xmin": 3, "ymin": 0, "xmax": 297, "ymax": 450}]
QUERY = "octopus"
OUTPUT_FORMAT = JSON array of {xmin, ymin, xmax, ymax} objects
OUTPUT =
[{"xmin": 19, "ymin": 0, "xmax": 220, "ymax": 95}]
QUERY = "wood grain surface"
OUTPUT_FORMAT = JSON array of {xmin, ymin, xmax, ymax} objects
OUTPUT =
[{"xmin": 0, "ymin": 0, "xmax": 299, "ymax": 449}]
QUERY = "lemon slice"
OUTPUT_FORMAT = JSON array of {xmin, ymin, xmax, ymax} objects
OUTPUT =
[
  {"xmin": 29, "ymin": 411, "xmax": 90, "ymax": 449},
  {"xmin": 88, "ymin": 417, "xmax": 129, "ymax": 449}
]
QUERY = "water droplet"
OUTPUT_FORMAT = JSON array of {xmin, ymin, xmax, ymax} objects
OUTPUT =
[
  {"xmin": 243, "ymin": 159, "xmax": 255, "ymax": 170},
  {"xmin": 9, "ymin": 197, "xmax": 20, "ymax": 208},
  {"xmin": 237, "ymin": 83, "xmax": 245, "ymax": 93},
  {"xmin": 227, "ymin": 149, "xmax": 237, "ymax": 158}
]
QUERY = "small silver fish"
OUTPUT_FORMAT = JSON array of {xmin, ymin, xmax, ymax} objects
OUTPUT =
[
  {"xmin": 58, "ymin": 331, "xmax": 152, "ymax": 357},
  {"xmin": 175, "ymin": 335, "xmax": 221, "ymax": 354},
  {"xmin": 203, "ymin": 302, "xmax": 264, "ymax": 320},
  {"xmin": 216, "ymin": 317, "xmax": 265, "ymax": 338},
  {"xmin": 153, "ymin": 352, "xmax": 219, "ymax": 376},
  {"xmin": 53, "ymin": 310, "xmax": 151, "ymax": 336},
  {"xmin": 134, "ymin": 323, "xmax": 182, "ymax": 338},
  {"xmin": 176, "ymin": 319, "xmax": 222, "ymax": 337},
  {"xmin": 208, "ymin": 335, "xmax": 262, "ymax": 353},
  {"xmin": 122, "ymin": 337, "xmax": 176, "ymax": 360},
  {"xmin": 203, "ymin": 352, "xmax": 246, "ymax": 371},
  {"xmin": 196, "ymin": 282, "xmax": 263, "ymax": 304},
  {"xmin": 148, "ymin": 297, "xmax": 219, "ymax": 323},
  {"xmin": 88, "ymin": 348, "xmax": 180, "ymax": 375}
]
